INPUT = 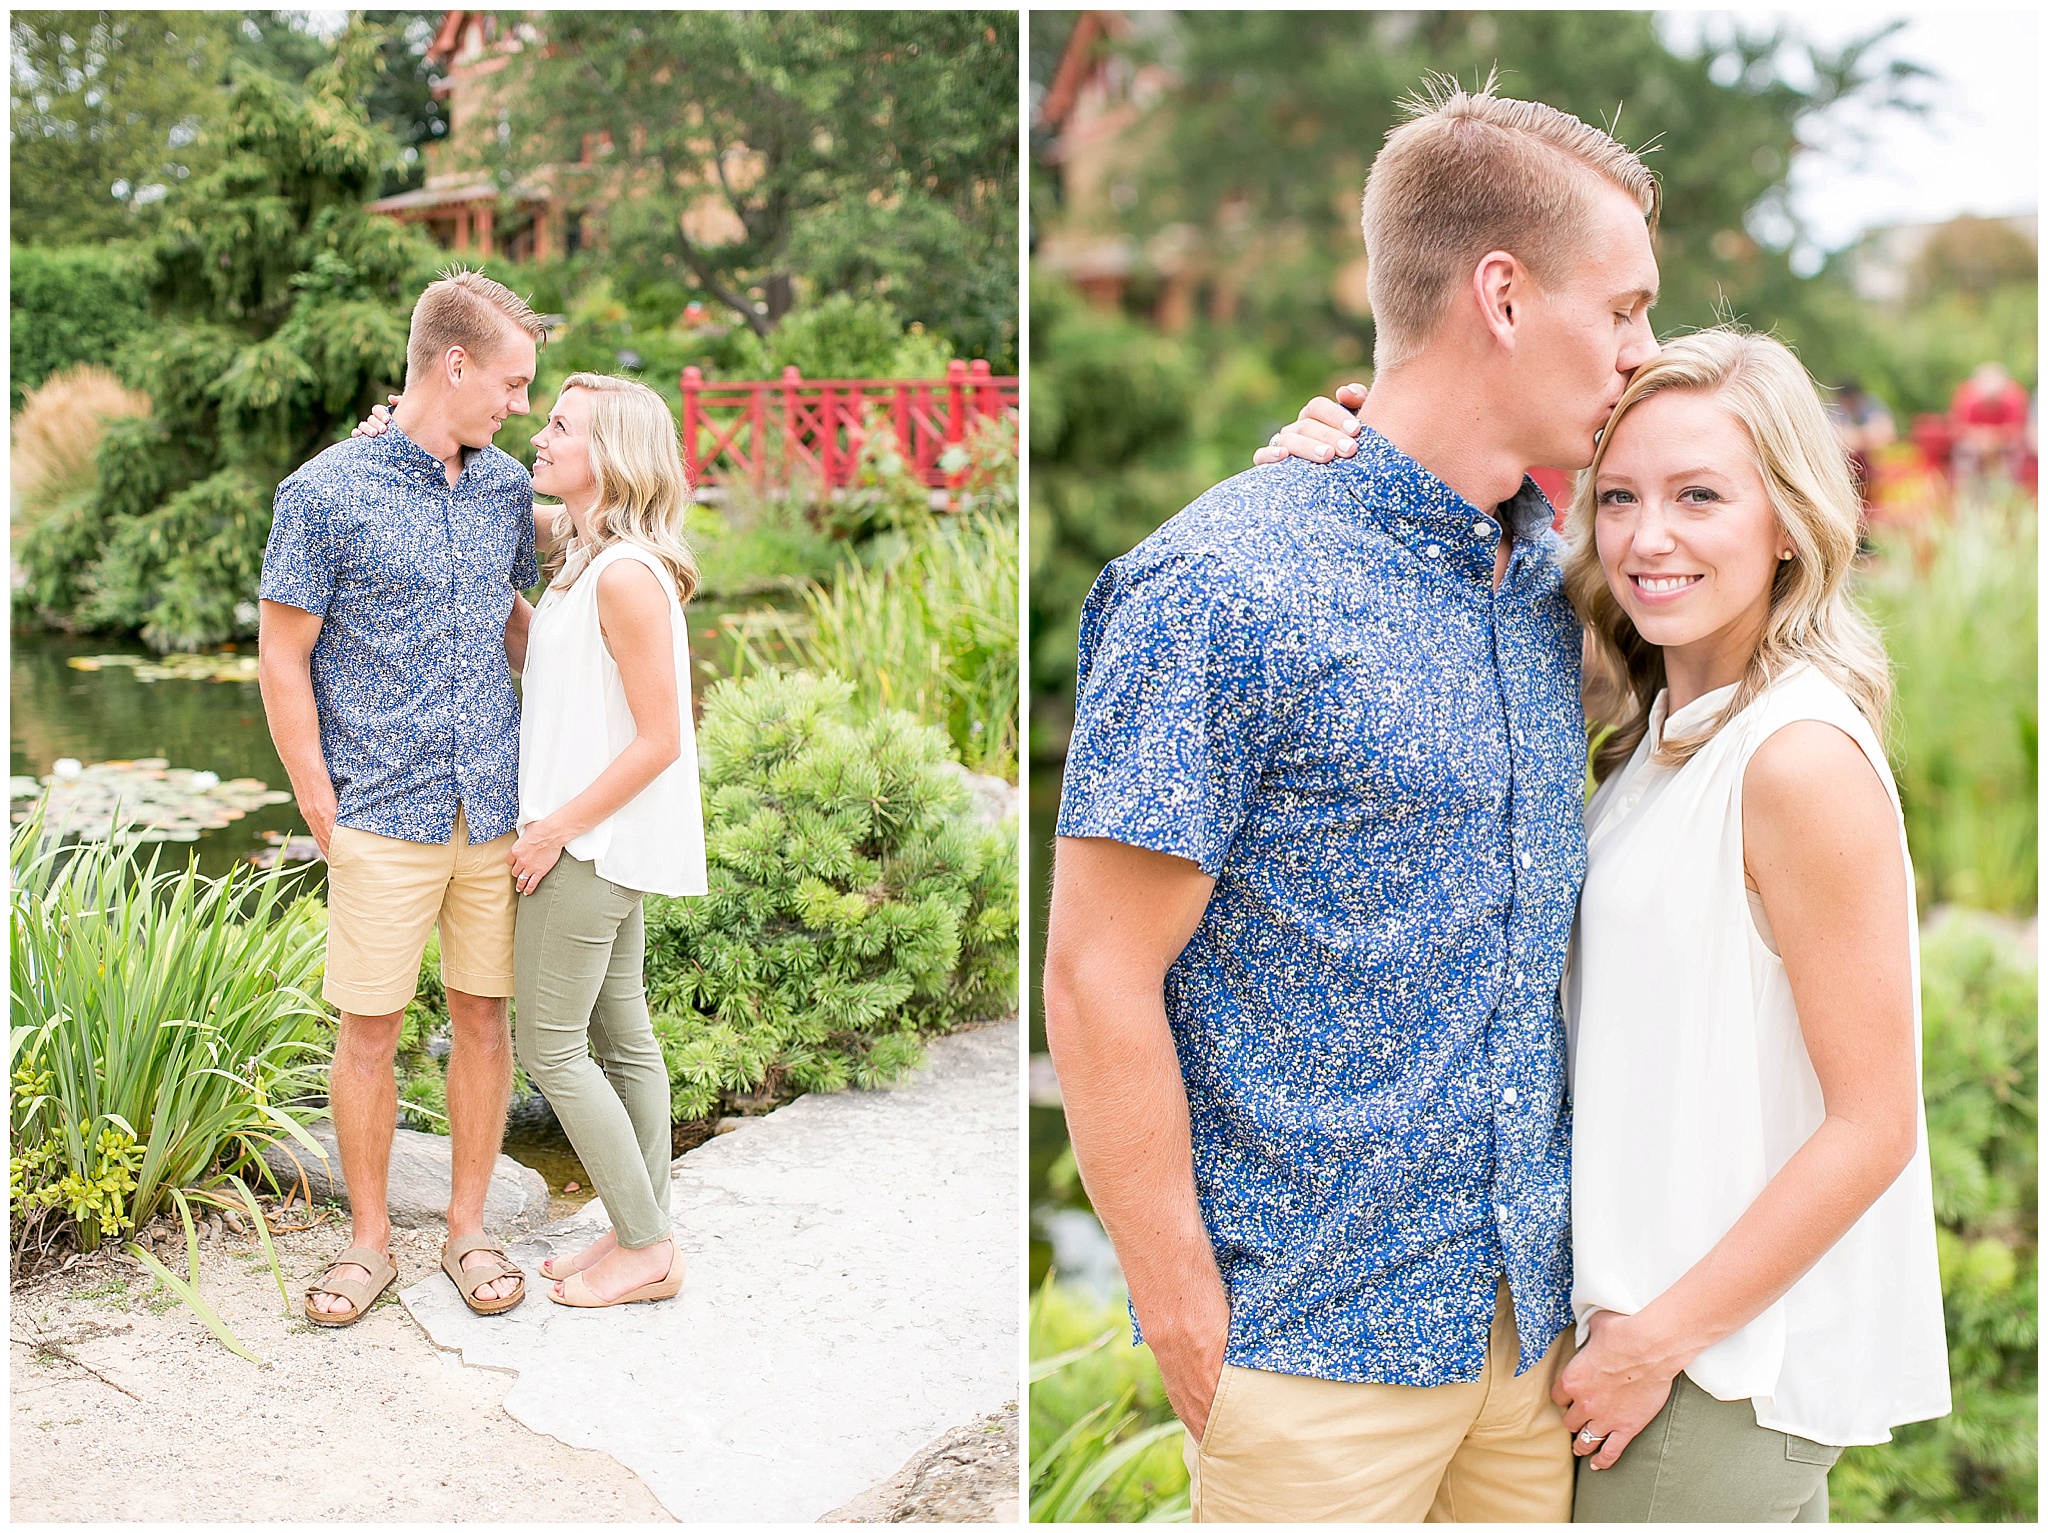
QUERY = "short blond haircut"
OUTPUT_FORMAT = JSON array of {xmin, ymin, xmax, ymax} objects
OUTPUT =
[
  {"xmin": 1362, "ymin": 74, "xmax": 1660, "ymax": 369},
  {"xmin": 546, "ymin": 372, "xmax": 699, "ymax": 605},
  {"xmin": 1564, "ymin": 328, "xmax": 1890, "ymax": 781},
  {"xmin": 404, "ymin": 267, "xmax": 548, "ymax": 389}
]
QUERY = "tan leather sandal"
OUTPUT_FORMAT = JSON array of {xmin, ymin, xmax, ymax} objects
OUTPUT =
[
  {"xmin": 546, "ymin": 1240, "xmax": 684, "ymax": 1309},
  {"xmin": 441, "ymin": 1232, "xmax": 526, "ymax": 1315},
  {"xmin": 304, "ymin": 1245, "xmax": 399, "ymax": 1327}
]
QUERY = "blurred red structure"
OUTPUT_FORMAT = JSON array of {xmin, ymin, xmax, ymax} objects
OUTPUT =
[
  {"xmin": 1897, "ymin": 364, "xmax": 2036, "ymax": 505},
  {"xmin": 679, "ymin": 359, "xmax": 1019, "ymax": 493}
]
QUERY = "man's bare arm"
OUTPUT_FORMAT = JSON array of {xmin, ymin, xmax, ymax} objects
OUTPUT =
[
  {"xmin": 257, "ymin": 599, "xmax": 339, "ymax": 856},
  {"xmin": 1043, "ymin": 835, "xmax": 1229, "ymax": 1439},
  {"xmin": 505, "ymin": 592, "xmax": 535, "ymax": 674}
]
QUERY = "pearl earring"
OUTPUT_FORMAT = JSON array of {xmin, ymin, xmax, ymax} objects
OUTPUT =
[{"xmin": 1778, "ymin": 550, "xmax": 1794, "ymax": 561}]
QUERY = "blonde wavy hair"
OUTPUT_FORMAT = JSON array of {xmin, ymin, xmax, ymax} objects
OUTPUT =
[
  {"xmin": 544, "ymin": 372, "xmax": 699, "ymax": 603},
  {"xmin": 1564, "ymin": 328, "xmax": 1890, "ymax": 782}
]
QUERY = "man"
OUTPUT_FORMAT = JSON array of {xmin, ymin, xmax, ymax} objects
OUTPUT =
[
  {"xmin": 259, "ymin": 269, "xmax": 548, "ymax": 1324},
  {"xmin": 1042, "ymin": 84, "xmax": 1661, "ymax": 1521}
]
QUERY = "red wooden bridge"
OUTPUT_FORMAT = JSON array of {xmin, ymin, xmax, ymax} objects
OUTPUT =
[{"xmin": 679, "ymin": 359, "xmax": 1019, "ymax": 494}]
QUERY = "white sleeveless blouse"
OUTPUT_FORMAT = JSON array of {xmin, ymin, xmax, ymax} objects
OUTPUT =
[
  {"xmin": 518, "ymin": 542, "xmax": 708, "ymax": 898},
  {"xmin": 1566, "ymin": 663, "xmax": 1949, "ymax": 1446}
]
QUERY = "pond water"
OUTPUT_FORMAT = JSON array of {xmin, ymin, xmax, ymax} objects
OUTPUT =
[{"xmin": 10, "ymin": 598, "xmax": 797, "ymax": 1190}]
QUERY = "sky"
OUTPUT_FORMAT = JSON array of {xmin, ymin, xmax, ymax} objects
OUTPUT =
[{"xmin": 1658, "ymin": 9, "xmax": 2040, "ymax": 254}]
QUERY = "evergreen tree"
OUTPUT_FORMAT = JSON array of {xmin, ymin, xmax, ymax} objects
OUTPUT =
[{"xmin": 18, "ymin": 19, "xmax": 436, "ymax": 651}]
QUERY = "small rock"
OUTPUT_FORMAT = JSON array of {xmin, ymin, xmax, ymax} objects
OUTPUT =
[
  {"xmin": 562, "ymin": 1181, "xmax": 580, "ymax": 1193},
  {"xmin": 937, "ymin": 761, "xmax": 1018, "ymax": 831},
  {"xmin": 256, "ymin": 1118, "xmax": 548, "ymax": 1232}
]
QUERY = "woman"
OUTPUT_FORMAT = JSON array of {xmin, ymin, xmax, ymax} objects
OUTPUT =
[
  {"xmin": 360, "ymin": 373, "xmax": 707, "ymax": 1308},
  {"xmin": 1263, "ymin": 330, "xmax": 1949, "ymax": 1520}
]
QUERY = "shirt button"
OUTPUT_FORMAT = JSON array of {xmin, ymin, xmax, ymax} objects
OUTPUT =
[
  {"xmin": 1502, "ymin": 1086, "xmax": 1519, "ymax": 1105},
  {"xmin": 1425, "ymin": 543, "xmax": 1442, "ymax": 557},
  {"xmin": 1472, "ymin": 519, "xmax": 1492, "ymax": 537},
  {"xmin": 1519, "ymin": 850, "xmax": 1532, "ymax": 869}
]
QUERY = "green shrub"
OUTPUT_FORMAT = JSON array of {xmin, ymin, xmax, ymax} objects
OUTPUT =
[
  {"xmin": 641, "ymin": 670, "xmax": 1018, "ymax": 1121},
  {"xmin": 8, "ymin": 245, "xmax": 156, "ymax": 413},
  {"xmin": 1029, "ymin": 1279, "xmax": 1190, "ymax": 1522},
  {"xmin": 684, "ymin": 496, "xmax": 848, "ymax": 601},
  {"xmin": 767, "ymin": 294, "xmax": 913, "ymax": 380},
  {"xmin": 1862, "ymin": 491, "xmax": 2038, "ymax": 915},
  {"xmin": 1832, "ymin": 912, "xmax": 2037, "ymax": 1523},
  {"xmin": 9, "ymin": 820, "xmax": 333, "ymax": 1251}
]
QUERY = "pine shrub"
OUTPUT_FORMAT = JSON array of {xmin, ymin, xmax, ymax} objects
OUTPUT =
[
  {"xmin": 1831, "ymin": 911, "xmax": 2036, "ymax": 1522},
  {"xmin": 643, "ymin": 669, "xmax": 1018, "ymax": 1121}
]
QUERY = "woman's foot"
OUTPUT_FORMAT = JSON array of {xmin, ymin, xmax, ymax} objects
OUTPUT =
[
  {"xmin": 549, "ymin": 1235, "xmax": 677, "ymax": 1305},
  {"xmin": 539, "ymin": 1228, "xmax": 617, "ymax": 1282}
]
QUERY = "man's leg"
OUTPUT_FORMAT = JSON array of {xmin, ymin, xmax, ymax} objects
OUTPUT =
[
  {"xmin": 309, "ymin": 1008, "xmax": 407, "ymax": 1314},
  {"xmin": 1426, "ymin": 1283, "xmax": 1576, "ymax": 1523},
  {"xmin": 1188, "ymin": 1362, "xmax": 1481, "ymax": 1521},
  {"xmin": 443, "ymin": 986, "xmax": 519, "ymax": 1302},
  {"xmin": 312, "ymin": 824, "xmax": 445, "ymax": 1316},
  {"xmin": 438, "ymin": 808, "xmax": 521, "ymax": 1302}
]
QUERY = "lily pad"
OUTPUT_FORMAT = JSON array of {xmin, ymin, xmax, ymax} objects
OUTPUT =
[{"xmin": 14, "ymin": 757, "xmax": 296, "ymax": 849}]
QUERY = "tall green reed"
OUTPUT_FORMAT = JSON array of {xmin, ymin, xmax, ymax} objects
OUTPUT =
[
  {"xmin": 10, "ymin": 816, "xmax": 333, "ymax": 1252},
  {"xmin": 1860, "ymin": 488, "xmax": 2037, "ymax": 915},
  {"xmin": 1030, "ymin": 1277, "xmax": 1191, "ymax": 1522},
  {"xmin": 740, "ymin": 512, "xmax": 1020, "ymax": 780}
]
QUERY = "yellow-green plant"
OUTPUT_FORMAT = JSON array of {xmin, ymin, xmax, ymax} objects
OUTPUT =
[
  {"xmin": 1029, "ymin": 1278, "xmax": 1191, "ymax": 1523},
  {"xmin": 1861, "ymin": 489, "xmax": 2037, "ymax": 915},
  {"xmin": 9, "ymin": 816, "xmax": 333, "ymax": 1252}
]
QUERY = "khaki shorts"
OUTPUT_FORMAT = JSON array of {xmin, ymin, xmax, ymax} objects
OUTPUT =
[
  {"xmin": 322, "ymin": 807, "xmax": 516, "ymax": 1015},
  {"xmin": 1187, "ymin": 1280, "xmax": 1576, "ymax": 1522}
]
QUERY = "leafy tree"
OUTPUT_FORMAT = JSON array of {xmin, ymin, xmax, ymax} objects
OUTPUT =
[
  {"xmin": 1833, "ymin": 915, "xmax": 2037, "ymax": 1522},
  {"xmin": 1104, "ymin": 11, "xmax": 1924, "ymax": 346},
  {"xmin": 486, "ymin": 10, "xmax": 1018, "ymax": 368},
  {"xmin": 9, "ymin": 10, "xmax": 237, "ymax": 244},
  {"xmin": 17, "ymin": 19, "xmax": 436, "ymax": 651},
  {"xmin": 1027, "ymin": 274, "xmax": 1204, "ymax": 754}
]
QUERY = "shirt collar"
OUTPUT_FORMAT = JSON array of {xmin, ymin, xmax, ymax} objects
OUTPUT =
[
  {"xmin": 1337, "ymin": 427, "xmax": 1557, "ymax": 559},
  {"xmin": 378, "ymin": 421, "xmax": 477, "ymax": 484},
  {"xmin": 1650, "ymin": 682, "xmax": 1742, "ymax": 745}
]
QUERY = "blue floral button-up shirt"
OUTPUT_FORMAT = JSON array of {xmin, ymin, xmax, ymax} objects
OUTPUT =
[
  {"xmin": 259, "ymin": 425, "xmax": 537, "ymax": 845},
  {"xmin": 1057, "ymin": 430, "xmax": 1586, "ymax": 1385}
]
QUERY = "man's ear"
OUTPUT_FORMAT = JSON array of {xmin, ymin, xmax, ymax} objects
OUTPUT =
[
  {"xmin": 443, "ymin": 344, "xmax": 468, "ymax": 387},
  {"xmin": 1472, "ymin": 250, "xmax": 1522, "ymax": 351}
]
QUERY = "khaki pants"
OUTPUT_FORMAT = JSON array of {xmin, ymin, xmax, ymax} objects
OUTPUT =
[{"xmin": 1188, "ymin": 1282, "xmax": 1576, "ymax": 1522}]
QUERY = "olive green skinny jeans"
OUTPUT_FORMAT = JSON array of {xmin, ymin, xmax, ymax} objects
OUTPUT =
[
  {"xmin": 513, "ymin": 853, "xmax": 672, "ymax": 1250},
  {"xmin": 1573, "ymin": 1374, "xmax": 1839, "ymax": 1523}
]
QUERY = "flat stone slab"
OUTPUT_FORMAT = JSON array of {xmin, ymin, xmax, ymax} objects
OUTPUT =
[
  {"xmin": 256, "ymin": 1119, "xmax": 549, "ymax": 1233},
  {"xmin": 402, "ymin": 1017, "xmax": 1019, "ymax": 1523}
]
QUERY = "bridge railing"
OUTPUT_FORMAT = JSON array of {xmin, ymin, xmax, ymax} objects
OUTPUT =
[{"xmin": 679, "ymin": 358, "xmax": 1019, "ymax": 495}]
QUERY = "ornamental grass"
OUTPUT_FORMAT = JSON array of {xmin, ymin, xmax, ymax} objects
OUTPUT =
[{"xmin": 9, "ymin": 816, "xmax": 332, "ymax": 1256}]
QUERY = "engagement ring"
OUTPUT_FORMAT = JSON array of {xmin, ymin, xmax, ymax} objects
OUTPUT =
[{"xmin": 1577, "ymin": 1427, "xmax": 1605, "ymax": 1445}]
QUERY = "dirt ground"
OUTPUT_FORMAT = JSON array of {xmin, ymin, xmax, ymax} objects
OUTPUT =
[
  {"xmin": 9, "ymin": 1210, "xmax": 1020, "ymax": 1522},
  {"xmin": 10, "ymin": 1216, "xmax": 673, "ymax": 1522}
]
